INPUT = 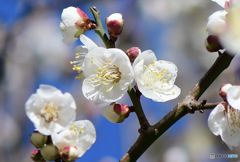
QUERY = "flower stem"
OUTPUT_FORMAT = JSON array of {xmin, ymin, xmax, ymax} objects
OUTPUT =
[
  {"xmin": 127, "ymin": 85, "xmax": 150, "ymax": 129},
  {"xmin": 90, "ymin": 7, "xmax": 115, "ymax": 48}
]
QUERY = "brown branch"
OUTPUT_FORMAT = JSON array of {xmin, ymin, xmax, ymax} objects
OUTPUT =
[{"xmin": 120, "ymin": 51, "xmax": 234, "ymax": 162}]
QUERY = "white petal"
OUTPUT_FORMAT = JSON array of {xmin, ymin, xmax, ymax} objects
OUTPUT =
[
  {"xmin": 154, "ymin": 85, "xmax": 181, "ymax": 102},
  {"xmin": 37, "ymin": 84, "xmax": 61, "ymax": 98},
  {"xmin": 60, "ymin": 22, "xmax": 78, "ymax": 45},
  {"xmin": 137, "ymin": 81, "xmax": 159, "ymax": 101},
  {"xmin": 82, "ymin": 76, "xmax": 102, "ymax": 103},
  {"xmin": 101, "ymin": 104, "xmax": 119, "ymax": 123},
  {"xmin": 75, "ymin": 120, "xmax": 96, "ymax": 157},
  {"xmin": 107, "ymin": 13, "xmax": 123, "ymax": 22},
  {"xmin": 133, "ymin": 59, "xmax": 144, "ymax": 81},
  {"xmin": 227, "ymin": 86, "xmax": 240, "ymax": 110},
  {"xmin": 133, "ymin": 50, "xmax": 157, "ymax": 68},
  {"xmin": 61, "ymin": 7, "xmax": 79, "ymax": 27},
  {"xmin": 206, "ymin": 10, "xmax": 227, "ymax": 35},
  {"xmin": 155, "ymin": 60, "xmax": 178, "ymax": 85},
  {"xmin": 220, "ymin": 31, "xmax": 240, "ymax": 54},
  {"xmin": 80, "ymin": 34, "xmax": 98, "ymax": 51},
  {"xmin": 208, "ymin": 104, "xmax": 227, "ymax": 136},
  {"xmin": 83, "ymin": 47, "xmax": 107, "ymax": 77},
  {"xmin": 98, "ymin": 83, "xmax": 127, "ymax": 103},
  {"xmin": 211, "ymin": 0, "xmax": 229, "ymax": 8},
  {"xmin": 221, "ymin": 129, "xmax": 240, "ymax": 149}
]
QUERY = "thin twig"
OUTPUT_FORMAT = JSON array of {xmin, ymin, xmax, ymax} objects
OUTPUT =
[
  {"xmin": 127, "ymin": 85, "xmax": 150, "ymax": 129},
  {"xmin": 90, "ymin": 7, "xmax": 115, "ymax": 48}
]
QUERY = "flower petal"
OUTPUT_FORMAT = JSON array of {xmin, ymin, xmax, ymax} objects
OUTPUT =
[
  {"xmin": 80, "ymin": 34, "xmax": 98, "ymax": 51},
  {"xmin": 133, "ymin": 50, "xmax": 157, "ymax": 68},
  {"xmin": 208, "ymin": 103, "xmax": 227, "ymax": 136},
  {"xmin": 206, "ymin": 10, "xmax": 227, "ymax": 36},
  {"xmin": 227, "ymin": 86, "xmax": 240, "ymax": 110}
]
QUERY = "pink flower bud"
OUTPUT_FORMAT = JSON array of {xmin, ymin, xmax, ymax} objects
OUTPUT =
[
  {"xmin": 30, "ymin": 131, "xmax": 48, "ymax": 148},
  {"xmin": 61, "ymin": 146, "xmax": 80, "ymax": 162},
  {"xmin": 205, "ymin": 35, "xmax": 223, "ymax": 52},
  {"xmin": 40, "ymin": 145, "xmax": 59, "ymax": 161},
  {"xmin": 219, "ymin": 83, "xmax": 232, "ymax": 101},
  {"xmin": 126, "ymin": 47, "xmax": 141, "ymax": 63},
  {"xmin": 101, "ymin": 103, "xmax": 130, "ymax": 123},
  {"xmin": 31, "ymin": 149, "xmax": 45, "ymax": 161},
  {"xmin": 106, "ymin": 13, "xmax": 124, "ymax": 37}
]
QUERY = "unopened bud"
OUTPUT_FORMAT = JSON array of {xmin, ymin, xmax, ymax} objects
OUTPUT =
[
  {"xmin": 126, "ymin": 47, "xmax": 141, "ymax": 63},
  {"xmin": 30, "ymin": 131, "xmax": 48, "ymax": 148},
  {"xmin": 205, "ymin": 35, "xmax": 223, "ymax": 52},
  {"xmin": 60, "ymin": 7, "xmax": 92, "ymax": 45},
  {"xmin": 40, "ymin": 145, "xmax": 59, "ymax": 161},
  {"xmin": 219, "ymin": 83, "xmax": 232, "ymax": 101},
  {"xmin": 61, "ymin": 146, "xmax": 80, "ymax": 162},
  {"xmin": 106, "ymin": 13, "xmax": 124, "ymax": 38},
  {"xmin": 31, "ymin": 149, "xmax": 45, "ymax": 161},
  {"xmin": 101, "ymin": 103, "xmax": 130, "ymax": 123}
]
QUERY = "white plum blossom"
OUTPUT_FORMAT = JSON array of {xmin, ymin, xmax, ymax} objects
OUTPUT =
[
  {"xmin": 60, "ymin": 7, "xmax": 90, "ymax": 45},
  {"xmin": 71, "ymin": 34, "xmax": 98, "ymax": 80},
  {"xmin": 25, "ymin": 85, "xmax": 76, "ymax": 135},
  {"xmin": 208, "ymin": 85, "xmax": 240, "ymax": 149},
  {"xmin": 51, "ymin": 120, "xmax": 96, "ymax": 160},
  {"xmin": 133, "ymin": 50, "xmax": 180, "ymax": 102},
  {"xmin": 207, "ymin": 0, "xmax": 240, "ymax": 54},
  {"xmin": 82, "ymin": 47, "xmax": 134, "ymax": 104}
]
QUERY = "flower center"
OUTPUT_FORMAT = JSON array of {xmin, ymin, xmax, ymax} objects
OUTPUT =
[
  {"xmin": 142, "ymin": 61, "xmax": 175, "ymax": 94},
  {"xmin": 226, "ymin": 105, "xmax": 240, "ymax": 135},
  {"xmin": 69, "ymin": 124, "xmax": 84, "ymax": 135},
  {"xmin": 89, "ymin": 59, "xmax": 122, "ymax": 93},
  {"xmin": 40, "ymin": 103, "xmax": 58, "ymax": 123}
]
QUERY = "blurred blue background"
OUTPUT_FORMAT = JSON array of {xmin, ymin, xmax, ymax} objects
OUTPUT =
[{"xmin": 1, "ymin": 0, "xmax": 240, "ymax": 161}]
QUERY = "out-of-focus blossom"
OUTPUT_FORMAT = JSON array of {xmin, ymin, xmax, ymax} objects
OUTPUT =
[
  {"xmin": 51, "ymin": 120, "xmax": 96, "ymax": 160},
  {"xmin": 220, "ymin": 2, "xmax": 240, "ymax": 54},
  {"xmin": 60, "ymin": 7, "xmax": 91, "ymax": 45},
  {"xmin": 206, "ymin": 11, "xmax": 227, "ymax": 36},
  {"xmin": 25, "ymin": 85, "xmax": 76, "ymax": 135},
  {"xmin": 138, "ymin": 0, "xmax": 207, "ymax": 21},
  {"xmin": 82, "ymin": 45, "xmax": 134, "ymax": 104},
  {"xmin": 207, "ymin": 0, "xmax": 240, "ymax": 54},
  {"xmin": 133, "ymin": 50, "xmax": 180, "ymax": 102},
  {"xmin": 208, "ymin": 85, "xmax": 240, "ymax": 149},
  {"xmin": 211, "ymin": 0, "xmax": 231, "ymax": 8},
  {"xmin": 101, "ymin": 103, "xmax": 130, "ymax": 123},
  {"xmin": 71, "ymin": 34, "xmax": 98, "ymax": 80},
  {"xmin": 106, "ymin": 13, "xmax": 124, "ymax": 37}
]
